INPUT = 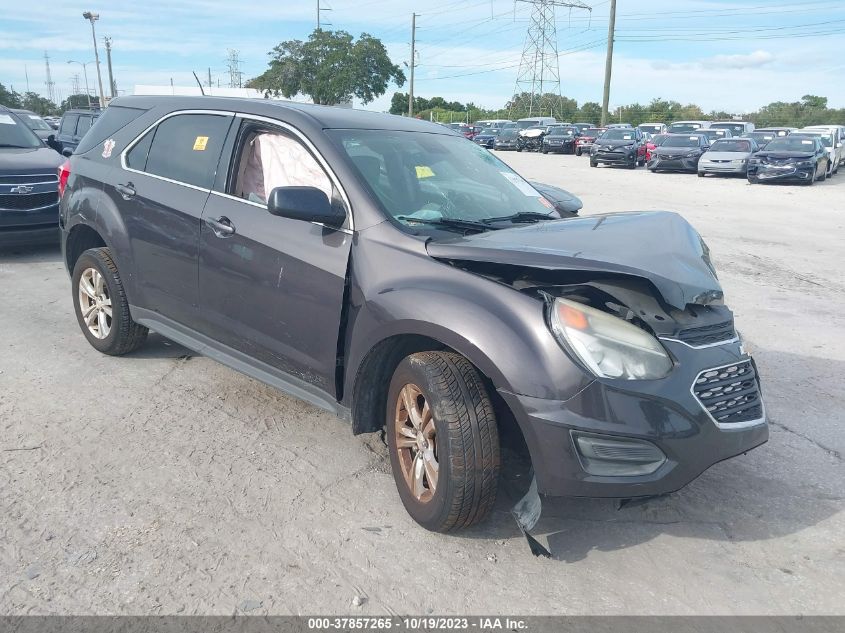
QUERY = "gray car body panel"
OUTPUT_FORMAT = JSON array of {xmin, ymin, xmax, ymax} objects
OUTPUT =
[{"xmin": 60, "ymin": 95, "xmax": 767, "ymax": 500}]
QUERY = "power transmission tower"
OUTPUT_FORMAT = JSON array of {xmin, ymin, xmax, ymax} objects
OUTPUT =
[
  {"xmin": 104, "ymin": 37, "xmax": 116, "ymax": 98},
  {"xmin": 71, "ymin": 74, "xmax": 81, "ymax": 96},
  {"xmin": 509, "ymin": 0, "xmax": 591, "ymax": 119},
  {"xmin": 44, "ymin": 52, "xmax": 56, "ymax": 103},
  {"xmin": 226, "ymin": 49, "xmax": 243, "ymax": 88}
]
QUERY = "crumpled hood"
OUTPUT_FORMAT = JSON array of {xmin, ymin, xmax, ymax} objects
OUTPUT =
[{"xmin": 426, "ymin": 211, "xmax": 723, "ymax": 309}]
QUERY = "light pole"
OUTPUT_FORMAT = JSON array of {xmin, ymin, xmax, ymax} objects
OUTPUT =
[
  {"xmin": 67, "ymin": 60, "xmax": 93, "ymax": 108},
  {"xmin": 82, "ymin": 11, "xmax": 106, "ymax": 108}
]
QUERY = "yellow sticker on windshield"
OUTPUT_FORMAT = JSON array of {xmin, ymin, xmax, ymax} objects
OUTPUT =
[
  {"xmin": 415, "ymin": 165, "xmax": 435, "ymax": 179},
  {"xmin": 193, "ymin": 136, "xmax": 209, "ymax": 151}
]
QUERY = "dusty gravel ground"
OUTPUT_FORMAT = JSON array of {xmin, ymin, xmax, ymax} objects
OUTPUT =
[{"xmin": 1, "ymin": 152, "xmax": 843, "ymax": 616}]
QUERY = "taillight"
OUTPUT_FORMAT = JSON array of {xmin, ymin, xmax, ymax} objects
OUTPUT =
[{"xmin": 58, "ymin": 159, "xmax": 70, "ymax": 198}]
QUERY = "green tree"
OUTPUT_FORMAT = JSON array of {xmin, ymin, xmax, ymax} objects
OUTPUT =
[
  {"xmin": 247, "ymin": 29, "xmax": 405, "ymax": 105},
  {"xmin": 60, "ymin": 94, "xmax": 93, "ymax": 111},
  {"xmin": 20, "ymin": 92, "xmax": 58, "ymax": 116},
  {"xmin": 0, "ymin": 83, "xmax": 22, "ymax": 108}
]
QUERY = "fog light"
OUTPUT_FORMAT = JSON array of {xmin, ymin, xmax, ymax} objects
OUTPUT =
[{"xmin": 572, "ymin": 432, "xmax": 666, "ymax": 477}]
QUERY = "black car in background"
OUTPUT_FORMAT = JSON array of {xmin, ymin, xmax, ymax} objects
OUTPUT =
[
  {"xmin": 747, "ymin": 131, "xmax": 777, "ymax": 149},
  {"xmin": 590, "ymin": 127, "xmax": 646, "ymax": 168},
  {"xmin": 493, "ymin": 127, "xmax": 519, "ymax": 150},
  {"xmin": 747, "ymin": 135, "xmax": 829, "ymax": 185},
  {"xmin": 473, "ymin": 127, "xmax": 498, "ymax": 149},
  {"xmin": 541, "ymin": 126, "xmax": 579, "ymax": 154},
  {"xmin": 11, "ymin": 109, "xmax": 56, "ymax": 143},
  {"xmin": 59, "ymin": 95, "xmax": 767, "ymax": 537},
  {"xmin": 648, "ymin": 133, "xmax": 710, "ymax": 173},
  {"xmin": 56, "ymin": 109, "xmax": 100, "ymax": 154},
  {"xmin": 0, "ymin": 107, "xmax": 64, "ymax": 246}
]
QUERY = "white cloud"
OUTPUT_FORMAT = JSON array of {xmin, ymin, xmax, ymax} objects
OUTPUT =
[{"xmin": 700, "ymin": 50, "xmax": 774, "ymax": 70}]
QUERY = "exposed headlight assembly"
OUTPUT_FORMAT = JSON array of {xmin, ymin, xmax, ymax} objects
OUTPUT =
[
  {"xmin": 549, "ymin": 298, "xmax": 673, "ymax": 380},
  {"xmin": 685, "ymin": 151, "xmax": 700, "ymax": 157}
]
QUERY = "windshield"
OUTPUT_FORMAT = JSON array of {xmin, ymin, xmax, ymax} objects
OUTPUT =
[
  {"xmin": 710, "ymin": 139, "xmax": 752, "ymax": 152},
  {"xmin": 547, "ymin": 127, "xmax": 574, "ymax": 136},
  {"xmin": 498, "ymin": 129, "xmax": 517, "ymax": 139},
  {"xmin": 0, "ymin": 112, "xmax": 42, "ymax": 148},
  {"xmin": 711, "ymin": 123, "xmax": 746, "ymax": 135},
  {"xmin": 479, "ymin": 128, "xmax": 496, "ymax": 135},
  {"xmin": 516, "ymin": 120, "xmax": 539, "ymax": 129},
  {"xmin": 669, "ymin": 123, "xmax": 703, "ymax": 133},
  {"xmin": 584, "ymin": 128, "xmax": 604, "ymax": 137},
  {"xmin": 749, "ymin": 132, "xmax": 774, "ymax": 142},
  {"xmin": 651, "ymin": 134, "xmax": 669, "ymax": 146},
  {"xmin": 795, "ymin": 133, "xmax": 831, "ymax": 147},
  {"xmin": 799, "ymin": 132, "xmax": 832, "ymax": 147},
  {"xmin": 662, "ymin": 135, "xmax": 702, "ymax": 148},
  {"xmin": 764, "ymin": 137, "xmax": 818, "ymax": 152},
  {"xmin": 17, "ymin": 113, "xmax": 53, "ymax": 131},
  {"xmin": 639, "ymin": 124, "xmax": 663, "ymax": 133},
  {"xmin": 329, "ymin": 130, "xmax": 553, "ymax": 229},
  {"xmin": 601, "ymin": 129, "xmax": 635, "ymax": 141}
]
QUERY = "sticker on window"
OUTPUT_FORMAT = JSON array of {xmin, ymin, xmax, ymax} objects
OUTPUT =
[
  {"xmin": 0, "ymin": 114, "xmax": 15, "ymax": 125},
  {"xmin": 500, "ymin": 171, "xmax": 540, "ymax": 196},
  {"xmin": 690, "ymin": 136, "xmax": 700, "ymax": 141},
  {"xmin": 622, "ymin": 134, "xmax": 632, "ymax": 140},
  {"xmin": 415, "ymin": 165, "xmax": 435, "ymax": 179},
  {"xmin": 801, "ymin": 140, "xmax": 813, "ymax": 144},
  {"xmin": 193, "ymin": 136, "xmax": 209, "ymax": 151},
  {"xmin": 28, "ymin": 115, "xmax": 41, "ymax": 120}
]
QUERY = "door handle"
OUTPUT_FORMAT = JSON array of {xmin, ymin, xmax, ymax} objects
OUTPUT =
[
  {"xmin": 115, "ymin": 183, "xmax": 136, "ymax": 199},
  {"xmin": 205, "ymin": 216, "xmax": 236, "ymax": 238}
]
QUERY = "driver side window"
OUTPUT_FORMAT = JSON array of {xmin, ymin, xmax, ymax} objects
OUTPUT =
[{"xmin": 231, "ymin": 127, "xmax": 333, "ymax": 205}]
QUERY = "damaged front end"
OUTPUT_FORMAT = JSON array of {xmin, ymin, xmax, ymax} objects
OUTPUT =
[{"xmin": 426, "ymin": 211, "xmax": 768, "ymax": 554}]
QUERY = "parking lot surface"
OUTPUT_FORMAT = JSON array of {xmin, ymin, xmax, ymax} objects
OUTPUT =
[{"xmin": 1, "ymin": 153, "xmax": 843, "ymax": 615}]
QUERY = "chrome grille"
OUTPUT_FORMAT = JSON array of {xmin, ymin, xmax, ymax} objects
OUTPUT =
[{"xmin": 693, "ymin": 361, "xmax": 763, "ymax": 426}]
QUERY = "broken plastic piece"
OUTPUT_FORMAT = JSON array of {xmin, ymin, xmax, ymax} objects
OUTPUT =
[
  {"xmin": 511, "ymin": 475, "xmax": 551, "ymax": 558},
  {"xmin": 616, "ymin": 493, "xmax": 669, "ymax": 511}
]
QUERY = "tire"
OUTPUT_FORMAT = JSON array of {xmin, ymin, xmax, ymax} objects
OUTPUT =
[
  {"xmin": 516, "ymin": 147, "xmax": 522, "ymax": 153},
  {"xmin": 627, "ymin": 158, "xmax": 636, "ymax": 170},
  {"xmin": 818, "ymin": 168, "xmax": 826, "ymax": 182},
  {"xmin": 72, "ymin": 247, "xmax": 148, "ymax": 355},
  {"xmin": 747, "ymin": 176, "xmax": 757, "ymax": 184},
  {"xmin": 386, "ymin": 351, "xmax": 500, "ymax": 532},
  {"xmin": 541, "ymin": 149, "xmax": 548, "ymax": 154},
  {"xmin": 638, "ymin": 158, "xmax": 645, "ymax": 167},
  {"xmin": 698, "ymin": 171, "xmax": 705, "ymax": 177},
  {"xmin": 575, "ymin": 147, "xmax": 582, "ymax": 156},
  {"xmin": 590, "ymin": 160, "xmax": 597, "ymax": 168}
]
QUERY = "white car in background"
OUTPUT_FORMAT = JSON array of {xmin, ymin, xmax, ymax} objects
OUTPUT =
[{"xmin": 798, "ymin": 127, "xmax": 842, "ymax": 176}]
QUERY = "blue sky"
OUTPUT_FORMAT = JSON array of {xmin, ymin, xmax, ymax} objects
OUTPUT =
[{"xmin": 2, "ymin": 0, "xmax": 844, "ymax": 114}]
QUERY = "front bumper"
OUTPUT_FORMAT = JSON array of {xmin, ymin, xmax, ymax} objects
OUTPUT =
[
  {"xmin": 0, "ymin": 203, "xmax": 61, "ymax": 247},
  {"xmin": 748, "ymin": 164, "xmax": 815, "ymax": 182},
  {"xmin": 494, "ymin": 142, "xmax": 518, "ymax": 151},
  {"xmin": 699, "ymin": 161, "xmax": 748, "ymax": 174},
  {"xmin": 592, "ymin": 149, "xmax": 637, "ymax": 165},
  {"xmin": 543, "ymin": 141, "xmax": 574, "ymax": 153},
  {"xmin": 474, "ymin": 138, "xmax": 495, "ymax": 149},
  {"xmin": 649, "ymin": 155, "xmax": 700, "ymax": 172},
  {"xmin": 498, "ymin": 339, "xmax": 768, "ymax": 498}
]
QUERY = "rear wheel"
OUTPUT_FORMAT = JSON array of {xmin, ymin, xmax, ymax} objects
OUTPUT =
[
  {"xmin": 386, "ymin": 352, "xmax": 500, "ymax": 532},
  {"xmin": 72, "ymin": 248, "xmax": 148, "ymax": 355}
]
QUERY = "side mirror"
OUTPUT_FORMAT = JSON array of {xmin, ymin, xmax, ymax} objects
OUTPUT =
[
  {"xmin": 47, "ymin": 134, "xmax": 55, "ymax": 143},
  {"xmin": 61, "ymin": 147, "xmax": 73, "ymax": 157},
  {"xmin": 267, "ymin": 186, "xmax": 345, "ymax": 228}
]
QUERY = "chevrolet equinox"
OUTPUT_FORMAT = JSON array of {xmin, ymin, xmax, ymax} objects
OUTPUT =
[{"xmin": 61, "ymin": 97, "xmax": 768, "ymax": 533}]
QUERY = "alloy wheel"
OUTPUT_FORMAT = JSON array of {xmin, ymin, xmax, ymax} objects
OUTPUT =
[
  {"xmin": 78, "ymin": 267, "xmax": 112, "ymax": 339},
  {"xmin": 393, "ymin": 383, "xmax": 439, "ymax": 503}
]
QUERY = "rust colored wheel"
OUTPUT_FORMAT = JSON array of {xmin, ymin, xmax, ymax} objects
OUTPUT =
[{"xmin": 393, "ymin": 384, "xmax": 439, "ymax": 503}]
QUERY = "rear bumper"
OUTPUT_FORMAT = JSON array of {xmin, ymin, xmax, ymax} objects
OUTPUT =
[{"xmin": 499, "ymin": 340, "xmax": 768, "ymax": 498}]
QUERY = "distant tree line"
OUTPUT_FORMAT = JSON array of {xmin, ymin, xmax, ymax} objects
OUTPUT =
[
  {"xmin": 0, "ymin": 83, "xmax": 98, "ymax": 115},
  {"xmin": 391, "ymin": 91, "xmax": 845, "ymax": 128}
]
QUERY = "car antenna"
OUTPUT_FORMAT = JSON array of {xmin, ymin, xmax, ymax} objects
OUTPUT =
[{"xmin": 192, "ymin": 71, "xmax": 206, "ymax": 96}]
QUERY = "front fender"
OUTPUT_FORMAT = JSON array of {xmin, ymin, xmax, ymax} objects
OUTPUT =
[{"xmin": 342, "ymin": 239, "xmax": 593, "ymax": 405}]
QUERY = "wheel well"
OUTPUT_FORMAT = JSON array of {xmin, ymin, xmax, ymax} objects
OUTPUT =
[
  {"xmin": 350, "ymin": 334, "xmax": 529, "ymax": 460},
  {"xmin": 65, "ymin": 225, "xmax": 106, "ymax": 272}
]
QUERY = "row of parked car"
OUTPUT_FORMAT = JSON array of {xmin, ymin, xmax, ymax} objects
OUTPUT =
[
  {"xmin": 7, "ymin": 107, "xmax": 100, "ymax": 155},
  {"xmin": 462, "ymin": 118, "xmax": 844, "ymax": 186}
]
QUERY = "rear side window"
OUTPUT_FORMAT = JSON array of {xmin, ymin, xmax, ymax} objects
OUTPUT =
[
  {"xmin": 133, "ymin": 113, "xmax": 231, "ymax": 189},
  {"xmin": 60, "ymin": 114, "xmax": 79, "ymax": 135},
  {"xmin": 125, "ymin": 130, "xmax": 154, "ymax": 170},
  {"xmin": 76, "ymin": 115, "xmax": 93, "ymax": 138},
  {"xmin": 77, "ymin": 105, "xmax": 147, "ymax": 155}
]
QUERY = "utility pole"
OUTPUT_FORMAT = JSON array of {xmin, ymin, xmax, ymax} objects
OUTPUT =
[
  {"xmin": 24, "ymin": 65, "xmax": 30, "ymax": 93},
  {"xmin": 408, "ymin": 13, "xmax": 417, "ymax": 117},
  {"xmin": 207, "ymin": 67, "xmax": 212, "ymax": 89},
  {"xmin": 104, "ymin": 37, "xmax": 115, "ymax": 98},
  {"xmin": 600, "ymin": 0, "xmax": 616, "ymax": 126},
  {"xmin": 510, "ymin": 0, "xmax": 591, "ymax": 119},
  {"xmin": 83, "ymin": 12, "xmax": 106, "ymax": 107},
  {"xmin": 44, "ymin": 52, "xmax": 56, "ymax": 104},
  {"xmin": 317, "ymin": 0, "xmax": 332, "ymax": 29}
]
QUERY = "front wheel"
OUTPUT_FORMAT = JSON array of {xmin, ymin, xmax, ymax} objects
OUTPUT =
[
  {"xmin": 72, "ymin": 247, "xmax": 148, "ymax": 355},
  {"xmin": 386, "ymin": 351, "xmax": 500, "ymax": 532},
  {"xmin": 698, "ymin": 171, "xmax": 705, "ymax": 177},
  {"xmin": 590, "ymin": 160, "xmax": 597, "ymax": 168},
  {"xmin": 575, "ymin": 147, "xmax": 582, "ymax": 156}
]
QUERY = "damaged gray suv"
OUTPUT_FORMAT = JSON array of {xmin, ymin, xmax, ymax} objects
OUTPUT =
[{"xmin": 61, "ymin": 97, "xmax": 767, "ymax": 535}]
